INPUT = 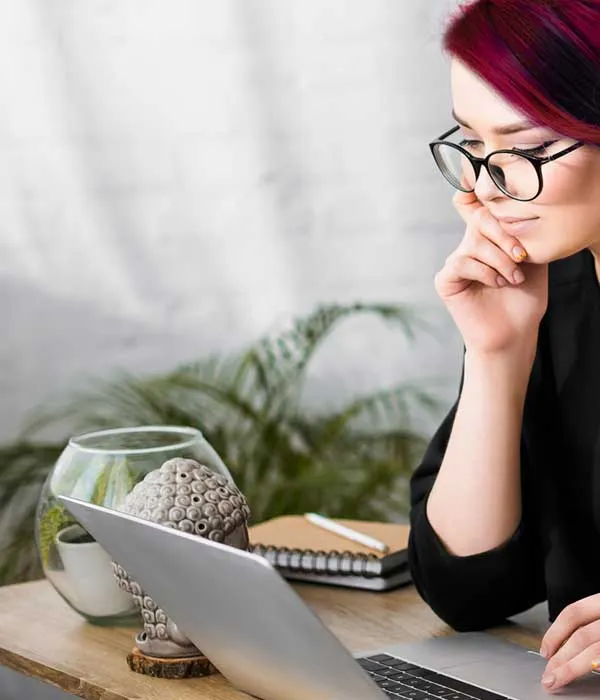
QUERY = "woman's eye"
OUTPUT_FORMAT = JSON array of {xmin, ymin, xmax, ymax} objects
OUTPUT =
[
  {"xmin": 514, "ymin": 140, "xmax": 558, "ymax": 156},
  {"xmin": 459, "ymin": 138, "xmax": 483, "ymax": 151}
]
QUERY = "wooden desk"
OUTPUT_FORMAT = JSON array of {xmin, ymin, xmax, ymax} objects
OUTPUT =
[{"xmin": 0, "ymin": 578, "xmax": 549, "ymax": 700}]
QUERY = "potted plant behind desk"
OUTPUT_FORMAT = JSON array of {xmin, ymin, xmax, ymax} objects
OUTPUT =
[{"xmin": 0, "ymin": 302, "xmax": 441, "ymax": 594}]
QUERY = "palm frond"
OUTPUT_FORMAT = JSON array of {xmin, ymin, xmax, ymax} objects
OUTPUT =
[
  {"xmin": 341, "ymin": 381, "xmax": 443, "ymax": 433},
  {"xmin": 241, "ymin": 303, "xmax": 429, "ymax": 414}
]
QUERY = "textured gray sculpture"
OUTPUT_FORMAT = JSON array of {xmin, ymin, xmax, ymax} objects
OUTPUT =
[{"xmin": 112, "ymin": 457, "xmax": 251, "ymax": 668}]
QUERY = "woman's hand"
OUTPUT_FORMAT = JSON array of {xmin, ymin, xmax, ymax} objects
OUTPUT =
[
  {"xmin": 435, "ymin": 190, "xmax": 548, "ymax": 356},
  {"xmin": 539, "ymin": 594, "xmax": 600, "ymax": 691}
]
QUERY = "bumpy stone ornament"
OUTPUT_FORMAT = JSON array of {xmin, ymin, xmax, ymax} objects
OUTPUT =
[{"xmin": 112, "ymin": 457, "xmax": 251, "ymax": 678}]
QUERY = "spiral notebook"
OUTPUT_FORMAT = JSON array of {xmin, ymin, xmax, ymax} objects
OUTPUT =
[{"xmin": 248, "ymin": 515, "xmax": 411, "ymax": 592}]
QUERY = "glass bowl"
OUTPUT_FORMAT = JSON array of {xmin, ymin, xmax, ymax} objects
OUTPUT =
[{"xmin": 35, "ymin": 425, "xmax": 233, "ymax": 626}]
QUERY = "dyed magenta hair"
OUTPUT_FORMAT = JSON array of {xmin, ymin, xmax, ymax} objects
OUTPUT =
[{"xmin": 444, "ymin": 0, "xmax": 600, "ymax": 143}]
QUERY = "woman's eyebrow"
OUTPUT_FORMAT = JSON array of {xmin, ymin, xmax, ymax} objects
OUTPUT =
[{"xmin": 451, "ymin": 109, "xmax": 537, "ymax": 135}]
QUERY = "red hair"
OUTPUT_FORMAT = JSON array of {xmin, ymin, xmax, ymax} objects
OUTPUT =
[{"xmin": 444, "ymin": 0, "xmax": 600, "ymax": 143}]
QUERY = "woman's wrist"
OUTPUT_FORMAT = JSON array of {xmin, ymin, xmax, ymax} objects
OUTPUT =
[{"xmin": 464, "ymin": 341, "xmax": 537, "ymax": 397}]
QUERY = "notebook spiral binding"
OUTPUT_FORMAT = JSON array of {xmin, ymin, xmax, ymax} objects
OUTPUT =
[{"xmin": 250, "ymin": 544, "xmax": 383, "ymax": 578}]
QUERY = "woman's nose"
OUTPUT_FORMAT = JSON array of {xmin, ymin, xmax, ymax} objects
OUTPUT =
[{"xmin": 474, "ymin": 164, "xmax": 506, "ymax": 202}]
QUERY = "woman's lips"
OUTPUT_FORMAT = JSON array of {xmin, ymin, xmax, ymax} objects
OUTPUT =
[{"xmin": 497, "ymin": 217, "xmax": 539, "ymax": 235}]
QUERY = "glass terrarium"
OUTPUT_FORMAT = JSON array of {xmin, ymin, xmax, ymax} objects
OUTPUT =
[{"xmin": 35, "ymin": 425, "xmax": 233, "ymax": 626}]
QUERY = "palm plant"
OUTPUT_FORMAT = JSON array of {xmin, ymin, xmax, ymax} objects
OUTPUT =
[{"xmin": 0, "ymin": 302, "xmax": 441, "ymax": 587}]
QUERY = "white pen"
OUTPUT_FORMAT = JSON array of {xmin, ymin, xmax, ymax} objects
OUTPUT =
[{"xmin": 304, "ymin": 512, "xmax": 390, "ymax": 554}]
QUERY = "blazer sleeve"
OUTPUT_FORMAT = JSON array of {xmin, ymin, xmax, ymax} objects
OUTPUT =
[{"xmin": 407, "ymin": 365, "xmax": 547, "ymax": 632}]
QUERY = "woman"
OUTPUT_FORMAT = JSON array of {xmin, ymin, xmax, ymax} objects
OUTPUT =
[{"xmin": 408, "ymin": 0, "xmax": 600, "ymax": 692}]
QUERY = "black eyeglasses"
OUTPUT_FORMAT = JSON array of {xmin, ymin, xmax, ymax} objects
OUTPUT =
[{"xmin": 429, "ymin": 125, "xmax": 584, "ymax": 202}]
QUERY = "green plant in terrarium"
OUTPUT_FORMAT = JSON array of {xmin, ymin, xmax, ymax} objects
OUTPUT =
[
  {"xmin": 37, "ymin": 504, "xmax": 73, "ymax": 568},
  {"xmin": 0, "ymin": 302, "xmax": 443, "ymax": 587},
  {"xmin": 36, "ymin": 454, "xmax": 136, "ymax": 569}
]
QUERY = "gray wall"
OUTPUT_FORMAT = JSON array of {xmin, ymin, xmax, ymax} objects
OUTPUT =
[
  {"xmin": 0, "ymin": 0, "xmax": 462, "ymax": 442},
  {"xmin": 1, "ymin": 1, "xmax": 461, "ymax": 693}
]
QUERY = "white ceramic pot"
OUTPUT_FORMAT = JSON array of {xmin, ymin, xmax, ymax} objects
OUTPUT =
[{"xmin": 54, "ymin": 524, "xmax": 134, "ymax": 618}]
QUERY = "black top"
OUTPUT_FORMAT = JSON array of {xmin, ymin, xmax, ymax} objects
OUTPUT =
[{"xmin": 408, "ymin": 249, "xmax": 600, "ymax": 632}]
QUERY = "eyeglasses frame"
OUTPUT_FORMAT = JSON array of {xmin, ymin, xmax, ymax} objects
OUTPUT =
[{"xmin": 429, "ymin": 125, "xmax": 585, "ymax": 202}]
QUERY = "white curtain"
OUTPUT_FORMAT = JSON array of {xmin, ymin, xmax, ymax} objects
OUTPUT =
[{"xmin": 0, "ymin": 0, "xmax": 462, "ymax": 439}]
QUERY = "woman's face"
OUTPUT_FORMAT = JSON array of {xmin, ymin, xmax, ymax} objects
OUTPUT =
[{"xmin": 450, "ymin": 59, "xmax": 600, "ymax": 264}]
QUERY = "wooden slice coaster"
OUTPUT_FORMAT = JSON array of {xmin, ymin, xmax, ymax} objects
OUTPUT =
[{"xmin": 126, "ymin": 646, "xmax": 217, "ymax": 679}]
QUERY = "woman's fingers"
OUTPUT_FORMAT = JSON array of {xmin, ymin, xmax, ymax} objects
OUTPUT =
[
  {"xmin": 467, "ymin": 234, "xmax": 525, "ymax": 286},
  {"xmin": 453, "ymin": 189, "xmax": 483, "ymax": 223},
  {"xmin": 436, "ymin": 230, "xmax": 529, "ymax": 298},
  {"xmin": 541, "ymin": 595, "xmax": 600, "ymax": 659},
  {"xmin": 543, "ymin": 619, "xmax": 600, "ymax": 676},
  {"xmin": 539, "ymin": 594, "xmax": 600, "ymax": 691},
  {"xmin": 470, "ymin": 208, "xmax": 528, "ymax": 264},
  {"xmin": 453, "ymin": 192, "xmax": 529, "ymax": 264},
  {"xmin": 440, "ymin": 194, "xmax": 530, "ymax": 296},
  {"xmin": 435, "ymin": 254, "xmax": 507, "ymax": 297},
  {"xmin": 542, "ymin": 638, "xmax": 600, "ymax": 691}
]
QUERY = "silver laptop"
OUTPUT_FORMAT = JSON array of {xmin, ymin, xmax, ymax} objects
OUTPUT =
[{"xmin": 59, "ymin": 496, "xmax": 600, "ymax": 700}]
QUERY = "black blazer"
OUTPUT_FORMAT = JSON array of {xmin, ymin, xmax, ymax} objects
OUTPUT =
[{"xmin": 408, "ymin": 249, "xmax": 600, "ymax": 632}]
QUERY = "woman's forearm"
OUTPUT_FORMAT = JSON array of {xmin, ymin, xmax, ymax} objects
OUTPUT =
[{"xmin": 426, "ymin": 347, "xmax": 536, "ymax": 556}]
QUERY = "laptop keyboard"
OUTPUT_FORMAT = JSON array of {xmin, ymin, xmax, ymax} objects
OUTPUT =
[{"xmin": 358, "ymin": 654, "xmax": 509, "ymax": 700}]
